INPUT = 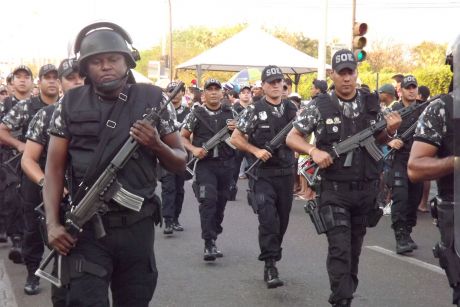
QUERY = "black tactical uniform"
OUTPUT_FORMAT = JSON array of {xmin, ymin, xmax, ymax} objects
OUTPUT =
[
  {"xmin": 0, "ymin": 95, "xmax": 22, "ymax": 244},
  {"xmin": 160, "ymin": 103, "xmax": 190, "ymax": 233},
  {"xmin": 294, "ymin": 89, "xmax": 382, "ymax": 305},
  {"xmin": 236, "ymin": 97, "xmax": 297, "ymax": 285},
  {"xmin": 413, "ymin": 94, "xmax": 459, "ymax": 304},
  {"xmin": 25, "ymin": 103, "xmax": 63, "ymax": 298},
  {"xmin": 50, "ymin": 82, "xmax": 175, "ymax": 306},
  {"xmin": 182, "ymin": 103, "xmax": 235, "ymax": 260},
  {"xmin": 3, "ymin": 96, "xmax": 49, "ymax": 266},
  {"xmin": 229, "ymin": 100, "xmax": 248, "ymax": 200},
  {"xmin": 388, "ymin": 99, "xmax": 425, "ymax": 254}
]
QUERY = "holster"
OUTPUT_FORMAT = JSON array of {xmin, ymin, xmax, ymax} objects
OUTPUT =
[
  {"xmin": 367, "ymin": 206, "xmax": 383, "ymax": 227},
  {"xmin": 304, "ymin": 199, "xmax": 327, "ymax": 234}
]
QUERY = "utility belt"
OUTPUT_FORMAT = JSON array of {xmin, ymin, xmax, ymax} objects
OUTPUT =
[
  {"xmin": 321, "ymin": 180, "xmax": 379, "ymax": 192},
  {"xmin": 254, "ymin": 167, "xmax": 295, "ymax": 178},
  {"xmin": 305, "ymin": 199, "xmax": 382, "ymax": 235},
  {"xmin": 200, "ymin": 157, "xmax": 235, "ymax": 167},
  {"xmin": 99, "ymin": 194, "xmax": 160, "ymax": 229}
]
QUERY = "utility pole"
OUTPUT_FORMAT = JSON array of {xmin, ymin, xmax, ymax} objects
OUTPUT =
[
  {"xmin": 351, "ymin": 0, "xmax": 356, "ymax": 49},
  {"xmin": 168, "ymin": 0, "xmax": 173, "ymax": 81},
  {"xmin": 317, "ymin": 0, "xmax": 328, "ymax": 80}
]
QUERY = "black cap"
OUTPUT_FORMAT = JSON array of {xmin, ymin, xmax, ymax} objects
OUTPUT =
[
  {"xmin": 204, "ymin": 78, "xmax": 222, "ymax": 90},
  {"xmin": 12, "ymin": 65, "xmax": 33, "ymax": 77},
  {"xmin": 58, "ymin": 58, "xmax": 79, "ymax": 79},
  {"xmin": 313, "ymin": 79, "xmax": 328, "ymax": 93},
  {"xmin": 332, "ymin": 49, "xmax": 357, "ymax": 72},
  {"xmin": 39, "ymin": 64, "xmax": 58, "ymax": 79},
  {"xmin": 261, "ymin": 65, "xmax": 284, "ymax": 83},
  {"xmin": 401, "ymin": 75, "xmax": 418, "ymax": 88},
  {"xmin": 166, "ymin": 81, "xmax": 184, "ymax": 92},
  {"xmin": 240, "ymin": 84, "xmax": 251, "ymax": 92}
]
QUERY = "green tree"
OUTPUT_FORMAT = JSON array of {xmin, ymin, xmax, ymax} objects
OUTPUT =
[{"xmin": 411, "ymin": 41, "xmax": 447, "ymax": 68}]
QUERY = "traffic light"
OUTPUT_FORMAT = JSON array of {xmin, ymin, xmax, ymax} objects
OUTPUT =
[{"xmin": 352, "ymin": 22, "xmax": 368, "ymax": 62}]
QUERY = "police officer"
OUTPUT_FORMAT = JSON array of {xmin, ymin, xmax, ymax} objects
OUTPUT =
[
  {"xmin": 0, "ymin": 65, "xmax": 33, "ymax": 256},
  {"xmin": 231, "ymin": 65, "xmax": 297, "ymax": 288},
  {"xmin": 44, "ymin": 22, "xmax": 186, "ymax": 306},
  {"xmin": 21, "ymin": 58, "xmax": 84, "ymax": 303},
  {"xmin": 160, "ymin": 81, "xmax": 190, "ymax": 234},
  {"xmin": 0, "ymin": 65, "xmax": 55, "ymax": 267},
  {"xmin": 181, "ymin": 78, "xmax": 235, "ymax": 261},
  {"xmin": 387, "ymin": 75, "xmax": 425, "ymax": 254},
  {"xmin": 229, "ymin": 84, "xmax": 252, "ymax": 200},
  {"xmin": 1, "ymin": 63, "xmax": 60, "ymax": 294},
  {"xmin": 286, "ymin": 49, "xmax": 401, "ymax": 306},
  {"xmin": 408, "ymin": 39, "xmax": 458, "ymax": 306}
]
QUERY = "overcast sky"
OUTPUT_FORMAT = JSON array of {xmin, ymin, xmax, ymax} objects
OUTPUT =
[{"xmin": 1, "ymin": 0, "xmax": 459, "ymax": 61}]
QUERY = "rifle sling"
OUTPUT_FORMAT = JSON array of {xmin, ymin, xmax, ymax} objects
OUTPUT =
[{"xmin": 74, "ymin": 85, "xmax": 130, "ymax": 204}]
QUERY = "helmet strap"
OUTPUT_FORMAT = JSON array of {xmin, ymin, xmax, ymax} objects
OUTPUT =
[{"xmin": 93, "ymin": 70, "xmax": 129, "ymax": 95}]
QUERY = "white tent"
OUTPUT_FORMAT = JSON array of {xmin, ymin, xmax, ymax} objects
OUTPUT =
[
  {"xmin": 176, "ymin": 27, "xmax": 329, "ymax": 87},
  {"xmin": 131, "ymin": 69, "xmax": 153, "ymax": 84}
]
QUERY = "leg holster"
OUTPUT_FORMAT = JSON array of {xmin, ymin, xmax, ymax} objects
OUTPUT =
[{"xmin": 320, "ymin": 205, "xmax": 351, "ymax": 232}]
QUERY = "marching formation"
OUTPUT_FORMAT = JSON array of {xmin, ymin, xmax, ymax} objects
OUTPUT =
[{"xmin": 0, "ymin": 22, "xmax": 457, "ymax": 307}]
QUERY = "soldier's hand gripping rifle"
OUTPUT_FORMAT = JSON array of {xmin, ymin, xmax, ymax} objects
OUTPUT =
[
  {"xmin": 36, "ymin": 82, "xmax": 185, "ymax": 288},
  {"xmin": 245, "ymin": 119, "xmax": 294, "ymax": 180},
  {"xmin": 382, "ymin": 119, "xmax": 419, "ymax": 160},
  {"xmin": 185, "ymin": 120, "xmax": 237, "ymax": 176},
  {"xmin": 300, "ymin": 98, "xmax": 434, "ymax": 185}
]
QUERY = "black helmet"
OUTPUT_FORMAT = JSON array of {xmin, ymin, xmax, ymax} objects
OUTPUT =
[{"xmin": 74, "ymin": 22, "xmax": 140, "ymax": 73}]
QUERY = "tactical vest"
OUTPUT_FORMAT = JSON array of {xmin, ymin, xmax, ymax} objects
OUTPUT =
[
  {"xmin": 247, "ymin": 98, "xmax": 297, "ymax": 169},
  {"xmin": 315, "ymin": 90, "xmax": 381, "ymax": 181},
  {"xmin": 176, "ymin": 105, "xmax": 190, "ymax": 123},
  {"xmin": 391, "ymin": 100, "xmax": 426, "ymax": 162},
  {"xmin": 21, "ymin": 96, "xmax": 49, "ymax": 142},
  {"xmin": 191, "ymin": 104, "xmax": 235, "ymax": 161},
  {"xmin": 62, "ymin": 84, "xmax": 162, "ymax": 200},
  {"xmin": 437, "ymin": 94, "xmax": 454, "ymax": 200},
  {"xmin": 232, "ymin": 102, "xmax": 245, "ymax": 115}
]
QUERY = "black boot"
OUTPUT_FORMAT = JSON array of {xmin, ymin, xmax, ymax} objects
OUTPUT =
[
  {"xmin": 172, "ymin": 219, "xmax": 184, "ymax": 231},
  {"xmin": 211, "ymin": 240, "xmax": 223, "ymax": 258},
  {"xmin": 228, "ymin": 185, "xmax": 237, "ymax": 201},
  {"xmin": 405, "ymin": 225, "xmax": 418, "ymax": 250},
  {"xmin": 8, "ymin": 235, "xmax": 23, "ymax": 264},
  {"xmin": 332, "ymin": 298, "xmax": 351, "ymax": 307},
  {"xmin": 163, "ymin": 218, "xmax": 173, "ymax": 235},
  {"xmin": 394, "ymin": 226, "xmax": 413, "ymax": 254},
  {"xmin": 264, "ymin": 259, "xmax": 284, "ymax": 289},
  {"xmin": 0, "ymin": 220, "xmax": 7, "ymax": 243},
  {"xmin": 24, "ymin": 273, "xmax": 40, "ymax": 295},
  {"xmin": 203, "ymin": 240, "xmax": 216, "ymax": 261}
]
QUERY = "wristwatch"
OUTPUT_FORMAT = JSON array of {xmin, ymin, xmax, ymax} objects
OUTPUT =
[{"xmin": 38, "ymin": 177, "xmax": 45, "ymax": 187}]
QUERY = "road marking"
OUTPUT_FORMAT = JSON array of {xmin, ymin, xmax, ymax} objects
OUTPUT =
[
  {"xmin": 365, "ymin": 245, "xmax": 445, "ymax": 275},
  {"xmin": 0, "ymin": 260, "xmax": 18, "ymax": 307}
]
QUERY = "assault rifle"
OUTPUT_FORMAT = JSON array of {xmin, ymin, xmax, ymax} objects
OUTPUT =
[
  {"xmin": 185, "ymin": 121, "xmax": 237, "ymax": 177},
  {"xmin": 300, "ymin": 98, "xmax": 433, "ymax": 185},
  {"xmin": 245, "ymin": 119, "xmax": 294, "ymax": 180},
  {"xmin": 36, "ymin": 82, "xmax": 184, "ymax": 287},
  {"xmin": 382, "ymin": 120, "xmax": 418, "ymax": 160}
]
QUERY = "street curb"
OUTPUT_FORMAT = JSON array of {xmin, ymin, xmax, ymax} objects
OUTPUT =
[{"xmin": 0, "ymin": 260, "xmax": 18, "ymax": 307}]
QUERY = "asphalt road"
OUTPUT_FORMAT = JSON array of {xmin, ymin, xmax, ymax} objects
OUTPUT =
[{"xmin": 0, "ymin": 179, "xmax": 453, "ymax": 307}]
